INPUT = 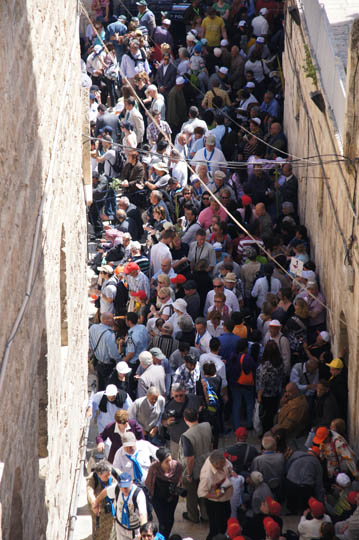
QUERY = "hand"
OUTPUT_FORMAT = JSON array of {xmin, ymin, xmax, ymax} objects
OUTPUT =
[
  {"xmin": 97, "ymin": 442, "xmax": 105, "ymax": 453},
  {"xmin": 122, "ymin": 180, "xmax": 129, "ymax": 188},
  {"xmin": 185, "ymin": 474, "xmax": 193, "ymax": 483},
  {"xmin": 86, "ymin": 407, "xmax": 92, "ymax": 418},
  {"xmin": 303, "ymin": 508, "xmax": 310, "ymax": 516},
  {"xmin": 91, "ymin": 501, "xmax": 100, "ymax": 515},
  {"xmin": 149, "ymin": 426, "xmax": 158, "ymax": 438},
  {"xmin": 167, "ymin": 416, "xmax": 176, "ymax": 425}
]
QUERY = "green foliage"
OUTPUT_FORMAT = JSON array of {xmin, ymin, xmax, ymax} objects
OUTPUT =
[{"xmin": 303, "ymin": 44, "xmax": 318, "ymax": 87}]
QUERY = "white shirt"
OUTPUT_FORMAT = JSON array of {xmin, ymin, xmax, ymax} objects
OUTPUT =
[
  {"xmin": 113, "ymin": 439, "xmax": 158, "ymax": 481},
  {"xmin": 102, "ymin": 149, "xmax": 116, "ymax": 178},
  {"xmin": 181, "ymin": 118, "xmax": 208, "ymax": 132},
  {"xmin": 150, "ymin": 94, "xmax": 166, "ymax": 120},
  {"xmin": 298, "ymin": 514, "xmax": 331, "ymax": 540},
  {"xmin": 91, "ymin": 391, "xmax": 133, "ymax": 434},
  {"xmin": 199, "ymin": 352, "xmax": 227, "ymax": 388},
  {"xmin": 191, "ymin": 147, "xmax": 227, "ymax": 176},
  {"xmin": 251, "ymin": 276, "xmax": 281, "ymax": 309},
  {"xmin": 171, "ymin": 160, "xmax": 188, "ymax": 188},
  {"xmin": 195, "ymin": 330, "xmax": 212, "ymax": 354},
  {"xmin": 207, "ymin": 320, "xmax": 224, "ymax": 337},
  {"xmin": 263, "ymin": 331, "xmax": 291, "ymax": 375},
  {"xmin": 251, "ymin": 14, "xmax": 269, "ymax": 37},
  {"xmin": 150, "ymin": 242, "xmax": 172, "ymax": 274},
  {"xmin": 120, "ymin": 52, "xmax": 150, "ymax": 79},
  {"xmin": 204, "ymin": 288, "xmax": 240, "ymax": 315}
]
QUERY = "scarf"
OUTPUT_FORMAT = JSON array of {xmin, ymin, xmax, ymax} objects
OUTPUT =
[
  {"xmin": 99, "ymin": 389, "xmax": 127, "ymax": 412},
  {"xmin": 145, "ymin": 460, "xmax": 183, "ymax": 497},
  {"xmin": 121, "ymin": 486, "xmax": 134, "ymax": 528},
  {"xmin": 204, "ymin": 148, "xmax": 215, "ymax": 172},
  {"xmin": 126, "ymin": 452, "xmax": 143, "ymax": 482}
]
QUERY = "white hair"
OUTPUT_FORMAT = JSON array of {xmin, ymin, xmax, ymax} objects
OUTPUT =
[{"xmin": 119, "ymin": 196, "xmax": 130, "ymax": 206}]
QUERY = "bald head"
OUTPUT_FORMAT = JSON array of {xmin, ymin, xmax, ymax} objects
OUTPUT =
[
  {"xmin": 101, "ymin": 312, "xmax": 114, "ymax": 327},
  {"xmin": 255, "ymin": 202, "xmax": 266, "ymax": 216},
  {"xmin": 270, "ymin": 122, "xmax": 281, "ymax": 135},
  {"xmin": 306, "ymin": 358, "xmax": 319, "ymax": 374},
  {"xmin": 285, "ymin": 382, "xmax": 299, "ymax": 399}
]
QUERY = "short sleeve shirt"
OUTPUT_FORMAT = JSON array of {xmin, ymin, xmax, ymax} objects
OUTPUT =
[{"xmin": 201, "ymin": 16, "xmax": 224, "ymax": 47}]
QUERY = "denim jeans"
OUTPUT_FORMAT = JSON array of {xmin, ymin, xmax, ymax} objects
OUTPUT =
[{"xmin": 232, "ymin": 385, "xmax": 255, "ymax": 429}]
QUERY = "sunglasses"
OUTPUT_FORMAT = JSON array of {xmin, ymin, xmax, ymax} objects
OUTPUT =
[
  {"xmin": 117, "ymin": 420, "xmax": 127, "ymax": 425},
  {"xmin": 214, "ymin": 284, "xmax": 223, "ymax": 288},
  {"xmin": 158, "ymin": 296, "xmax": 167, "ymax": 300},
  {"xmin": 202, "ymin": 197, "xmax": 210, "ymax": 200}
]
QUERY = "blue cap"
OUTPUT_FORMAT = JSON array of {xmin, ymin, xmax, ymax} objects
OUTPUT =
[
  {"xmin": 90, "ymin": 93, "xmax": 96, "ymax": 99},
  {"xmin": 103, "ymin": 125, "xmax": 113, "ymax": 132},
  {"xmin": 119, "ymin": 472, "xmax": 132, "ymax": 487},
  {"xmin": 194, "ymin": 42, "xmax": 202, "ymax": 53}
]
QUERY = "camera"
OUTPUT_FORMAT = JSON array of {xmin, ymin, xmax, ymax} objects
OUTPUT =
[
  {"xmin": 104, "ymin": 501, "xmax": 113, "ymax": 514},
  {"xmin": 169, "ymin": 483, "xmax": 187, "ymax": 498},
  {"xmin": 166, "ymin": 409, "xmax": 180, "ymax": 423}
]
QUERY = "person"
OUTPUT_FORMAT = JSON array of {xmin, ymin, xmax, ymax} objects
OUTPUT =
[
  {"xmin": 248, "ymin": 471, "xmax": 274, "ymax": 515},
  {"xmin": 128, "ymin": 387, "xmax": 165, "ymax": 444},
  {"xmin": 297, "ymin": 497, "xmax": 332, "ymax": 540},
  {"xmin": 121, "ymin": 312, "xmax": 149, "ymax": 369},
  {"xmin": 124, "ymin": 262, "xmax": 150, "ymax": 301},
  {"xmin": 195, "ymin": 318, "xmax": 212, "ymax": 354},
  {"xmin": 124, "ymin": 97, "xmax": 145, "ymax": 144},
  {"xmin": 251, "ymin": 436, "xmax": 285, "ymax": 500},
  {"xmin": 204, "ymin": 278, "xmax": 240, "ymax": 315},
  {"xmin": 96, "ymin": 409, "xmax": 145, "ymax": 463},
  {"xmin": 183, "ymin": 281, "xmax": 201, "ymax": 320},
  {"xmin": 94, "ymin": 471, "xmax": 147, "ymax": 540},
  {"xmin": 107, "ymin": 361, "xmax": 132, "ymax": 393},
  {"xmin": 271, "ymin": 382, "xmax": 309, "ymax": 442},
  {"xmin": 90, "ymin": 384, "xmax": 133, "ymax": 435},
  {"xmin": 137, "ymin": 351, "xmax": 166, "ymax": 398},
  {"xmin": 145, "ymin": 448, "xmax": 183, "ymax": 539},
  {"xmin": 179, "ymin": 408, "xmax": 213, "ymax": 524},
  {"xmin": 98, "ymin": 265, "xmax": 118, "ymax": 314},
  {"xmin": 326, "ymin": 358, "xmax": 348, "ymax": 420},
  {"xmin": 112, "ymin": 431, "xmax": 158, "ymax": 484},
  {"xmin": 314, "ymin": 426, "xmax": 359, "ymax": 481},
  {"xmin": 187, "ymin": 229, "xmax": 216, "ymax": 273},
  {"xmin": 89, "ymin": 312, "xmax": 123, "ymax": 391},
  {"xmin": 308, "ymin": 380, "xmax": 340, "ymax": 443},
  {"xmin": 263, "ymin": 320, "xmax": 291, "ymax": 376},
  {"xmin": 173, "ymin": 353, "xmax": 201, "ymax": 395},
  {"xmin": 251, "ymin": 263, "xmax": 281, "ymax": 311},
  {"xmin": 167, "ymin": 77, "xmax": 188, "ymax": 135},
  {"xmin": 285, "ymin": 447, "xmax": 325, "ymax": 514},
  {"xmin": 334, "ymin": 492, "xmax": 359, "ymax": 539},
  {"xmin": 198, "ymin": 450, "xmax": 234, "ymax": 540},
  {"xmin": 87, "ymin": 460, "xmax": 116, "ymax": 540},
  {"xmin": 227, "ymin": 339, "xmax": 257, "ymax": 429},
  {"xmin": 150, "ymin": 229, "xmax": 174, "ymax": 275},
  {"xmin": 201, "ymin": 6, "xmax": 227, "ymax": 47},
  {"xmin": 155, "ymin": 53, "xmax": 177, "ymax": 97},
  {"xmin": 290, "ymin": 358, "xmax": 319, "ymax": 400},
  {"xmin": 225, "ymin": 427, "xmax": 259, "ymax": 475},
  {"xmin": 139, "ymin": 521, "xmax": 165, "ymax": 540},
  {"xmin": 162, "ymin": 383, "xmax": 202, "ymax": 459},
  {"xmin": 149, "ymin": 322, "xmax": 179, "ymax": 360},
  {"xmin": 191, "ymin": 134, "xmax": 227, "ymax": 177},
  {"xmin": 120, "ymin": 39, "xmax": 150, "ymax": 83},
  {"xmin": 218, "ymin": 319, "xmax": 242, "ymax": 362}
]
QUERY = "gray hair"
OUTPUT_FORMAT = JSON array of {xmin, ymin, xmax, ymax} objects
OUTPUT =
[
  {"xmin": 130, "ymin": 241, "xmax": 141, "ymax": 252},
  {"xmin": 209, "ymin": 449, "xmax": 225, "ymax": 465},
  {"xmin": 151, "ymin": 190, "xmax": 163, "ymax": 201},
  {"xmin": 94, "ymin": 460, "xmax": 112, "ymax": 475},
  {"xmin": 262, "ymin": 436, "xmax": 277, "ymax": 451},
  {"xmin": 123, "ymin": 232, "xmax": 132, "ymax": 240},
  {"xmin": 147, "ymin": 386, "xmax": 159, "ymax": 397},
  {"xmin": 119, "ymin": 196, "xmax": 130, "ymax": 206},
  {"xmin": 171, "ymin": 382, "xmax": 186, "ymax": 393},
  {"xmin": 178, "ymin": 314, "xmax": 194, "ymax": 332}
]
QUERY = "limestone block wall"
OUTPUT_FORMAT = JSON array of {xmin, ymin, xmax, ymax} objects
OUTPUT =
[
  {"xmin": 283, "ymin": 4, "xmax": 359, "ymax": 445},
  {"xmin": 0, "ymin": 1, "xmax": 88, "ymax": 539}
]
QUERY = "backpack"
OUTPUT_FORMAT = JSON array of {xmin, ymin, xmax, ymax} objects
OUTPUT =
[
  {"xmin": 205, "ymin": 379, "xmax": 219, "ymax": 412},
  {"xmin": 221, "ymin": 126, "xmax": 237, "ymax": 161},
  {"xmin": 114, "ymin": 280, "xmax": 129, "ymax": 316},
  {"xmin": 237, "ymin": 353, "xmax": 254, "ymax": 386},
  {"xmin": 110, "ymin": 149, "xmax": 125, "ymax": 177}
]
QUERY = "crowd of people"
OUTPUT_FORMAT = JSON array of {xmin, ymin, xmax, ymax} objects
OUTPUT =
[{"xmin": 83, "ymin": 2, "xmax": 357, "ymax": 540}]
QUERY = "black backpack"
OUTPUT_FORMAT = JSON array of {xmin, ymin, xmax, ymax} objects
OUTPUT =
[
  {"xmin": 111, "ymin": 149, "xmax": 125, "ymax": 177},
  {"xmin": 114, "ymin": 280, "xmax": 129, "ymax": 316}
]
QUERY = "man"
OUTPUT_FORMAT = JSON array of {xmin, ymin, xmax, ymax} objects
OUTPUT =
[
  {"xmin": 149, "ymin": 229, "xmax": 174, "ymax": 275},
  {"xmin": 218, "ymin": 319, "xmax": 242, "ymax": 361},
  {"xmin": 95, "ymin": 103, "xmax": 121, "ymax": 141},
  {"xmin": 255, "ymin": 202, "xmax": 273, "ymax": 240},
  {"xmin": 297, "ymin": 497, "xmax": 331, "ymax": 540},
  {"xmin": 97, "ymin": 265, "xmax": 118, "ymax": 315},
  {"xmin": 335, "ymin": 492, "xmax": 359, "ymax": 539},
  {"xmin": 129, "ymin": 386, "xmax": 165, "ymax": 443},
  {"xmin": 128, "ymin": 242, "xmax": 149, "ymax": 276},
  {"xmin": 149, "ymin": 322, "xmax": 179, "ymax": 359},
  {"xmin": 271, "ymin": 382, "xmax": 309, "ymax": 442},
  {"xmin": 124, "ymin": 262, "xmax": 150, "ymax": 301},
  {"xmin": 115, "ymin": 209, "xmax": 138, "ymax": 240},
  {"xmin": 94, "ymin": 471, "xmax": 147, "ymax": 540},
  {"xmin": 207, "ymin": 170, "xmax": 236, "ymax": 199},
  {"xmin": 251, "ymin": 436, "xmax": 285, "ymax": 498},
  {"xmin": 90, "ymin": 383, "xmax": 133, "ymax": 434},
  {"xmin": 162, "ymin": 383, "xmax": 202, "ymax": 459},
  {"xmin": 181, "ymin": 204, "xmax": 201, "ymax": 245},
  {"xmin": 119, "ymin": 152, "xmax": 145, "ymax": 200},
  {"xmin": 251, "ymin": 7, "xmax": 269, "ymax": 37},
  {"xmin": 136, "ymin": 0, "xmax": 156, "ymax": 36},
  {"xmin": 170, "ymin": 148, "xmax": 188, "ymax": 188},
  {"xmin": 290, "ymin": 358, "xmax": 319, "ymax": 399},
  {"xmin": 263, "ymin": 320, "xmax": 291, "ymax": 376},
  {"xmin": 169, "ymin": 341, "xmax": 200, "ymax": 372},
  {"xmin": 95, "ymin": 135, "xmax": 117, "ymax": 181},
  {"xmin": 305, "ymin": 281, "xmax": 327, "ymax": 340},
  {"xmin": 201, "ymin": 6, "xmax": 227, "ymax": 47},
  {"xmin": 187, "ymin": 228, "xmax": 216, "ymax": 272},
  {"xmin": 173, "ymin": 353, "xmax": 201, "ymax": 395},
  {"xmin": 326, "ymin": 358, "xmax": 348, "ymax": 420},
  {"xmin": 153, "ymin": 18, "xmax": 173, "ymax": 49},
  {"xmin": 229, "ymin": 45, "xmax": 245, "ymax": 92},
  {"xmin": 264, "ymin": 122, "xmax": 287, "ymax": 160},
  {"xmin": 89, "ymin": 312, "xmax": 122, "ymax": 390},
  {"xmin": 145, "ymin": 161, "xmax": 171, "ymax": 191},
  {"xmin": 96, "ymin": 408, "xmax": 145, "ymax": 463},
  {"xmin": 136, "ymin": 351, "xmax": 166, "ymax": 398},
  {"xmin": 146, "ymin": 110, "xmax": 172, "ymax": 146},
  {"xmin": 313, "ymin": 426, "xmax": 359, "ymax": 481},
  {"xmin": 121, "ymin": 312, "xmax": 149, "ymax": 368},
  {"xmin": 277, "ymin": 163, "xmax": 298, "ymax": 211},
  {"xmin": 120, "ymin": 39, "xmax": 150, "ymax": 83},
  {"xmin": 204, "ymin": 278, "xmax": 240, "ymax": 315},
  {"xmin": 155, "ymin": 53, "xmax": 177, "ymax": 97},
  {"xmin": 124, "ymin": 97, "xmax": 145, "ymax": 144},
  {"xmin": 181, "ymin": 106, "xmax": 208, "ymax": 133},
  {"xmin": 247, "ymin": 163, "xmax": 273, "ymax": 205},
  {"xmin": 286, "ymin": 447, "xmax": 325, "ymax": 514},
  {"xmin": 113, "ymin": 430, "xmax": 158, "ymax": 483},
  {"xmin": 167, "ymin": 77, "xmax": 188, "ymax": 135},
  {"xmin": 199, "ymin": 337, "xmax": 228, "ymax": 402},
  {"xmin": 87, "ymin": 460, "xmax": 117, "ymax": 539},
  {"xmin": 152, "ymin": 258, "xmax": 176, "ymax": 282},
  {"xmin": 89, "ymin": 171, "xmax": 108, "ymax": 238},
  {"xmin": 225, "ymin": 427, "xmax": 259, "ymax": 474},
  {"xmin": 179, "ymin": 408, "xmax": 212, "ymax": 524},
  {"xmin": 260, "ymin": 90, "xmax": 280, "ymax": 119},
  {"xmin": 183, "ymin": 281, "xmax": 201, "ymax": 320},
  {"xmin": 191, "ymin": 133, "xmax": 227, "ymax": 176},
  {"xmin": 195, "ymin": 318, "xmax": 212, "ymax": 354},
  {"xmin": 118, "ymin": 195, "xmax": 143, "ymax": 239}
]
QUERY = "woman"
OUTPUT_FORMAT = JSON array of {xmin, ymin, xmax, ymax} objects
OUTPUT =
[
  {"xmin": 256, "ymin": 341, "xmax": 285, "ymax": 433},
  {"xmin": 175, "ymin": 314, "xmax": 195, "ymax": 345},
  {"xmin": 198, "ymin": 450, "xmax": 234, "ymax": 540},
  {"xmin": 251, "ymin": 263, "xmax": 281, "ymax": 311},
  {"xmin": 197, "ymin": 163, "xmax": 212, "ymax": 188},
  {"xmin": 284, "ymin": 298, "xmax": 309, "ymax": 361},
  {"xmin": 228, "ymin": 338, "xmax": 257, "ymax": 429},
  {"xmin": 103, "ymin": 43, "xmax": 119, "ymax": 107},
  {"xmin": 134, "ymin": 71, "xmax": 151, "ymax": 123},
  {"xmin": 87, "ymin": 460, "xmax": 115, "ymax": 540},
  {"xmin": 168, "ymin": 298, "xmax": 193, "ymax": 336},
  {"xmin": 145, "ymin": 448, "xmax": 183, "ymax": 539},
  {"xmin": 272, "ymin": 287, "xmax": 295, "ymax": 324},
  {"xmin": 207, "ymin": 310, "xmax": 224, "ymax": 337},
  {"xmin": 257, "ymin": 301, "xmax": 274, "ymax": 339},
  {"xmin": 209, "ymin": 222, "xmax": 232, "ymax": 255},
  {"xmin": 121, "ymin": 121, "xmax": 137, "ymax": 156},
  {"xmin": 96, "ymin": 409, "xmax": 145, "ymax": 463}
]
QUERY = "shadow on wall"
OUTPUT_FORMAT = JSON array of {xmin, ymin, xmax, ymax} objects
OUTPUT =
[{"xmin": 0, "ymin": 1, "xmax": 48, "ymax": 539}]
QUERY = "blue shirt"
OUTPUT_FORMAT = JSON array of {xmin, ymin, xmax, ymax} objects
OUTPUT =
[
  {"xmin": 126, "ymin": 324, "xmax": 149, "ymax": 365},
  {"xmin": 260, "ymin": 98, "xmax": 280, "ymax": 119},
  {"xmin": 89, "ymin": 323, "xmax": 122, "ymax": 364},
  {"xmin": 218, "ymin": 333, "xmax": 242, "ymax": 361},
  {"xmin": 105, "ymin": 21, "xmax": 127, "ymax": 61}
]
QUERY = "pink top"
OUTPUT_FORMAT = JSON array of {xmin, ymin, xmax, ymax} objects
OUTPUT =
[{"xmin": 198, "ymin": 207, "xmax": 228, "ymax": 230}]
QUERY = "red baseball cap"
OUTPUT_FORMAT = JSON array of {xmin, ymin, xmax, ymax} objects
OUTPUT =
[
  {"xmin": 130, "ymin": 290, "xmax": 147, "ymax": 300},
  {"xmin": 241, "ymin": 194, "xmax": 252, "ymax": 206},
  {"xmin": 170, "ymin": 274, "xmax": 187, "ymax": 284},
  {"xmin": 227, "ymin": 523, "xmax": 242, "ymax": 539},
  {"xmin": 266, "ymin": 496, "xmax": 281, "ymax": 516},
  {"xmin": 347, "ymin": 491, "xmax": 359, "ymax": 505},
  {"xmin": 227, "ymin": 518, "xmax": 239, "ymax": 527},
  {"xmin": 235, "ymin": 427, "xmax": 248, "ymax": 439},
  {"xmin": 313, "ymin": 426, "xmax": 330, "ymax": 445},
  {"xmin": 124, "ymin": 262, "xmax": 140, "ymax": 274},
  {"xmin": 308, "ymin": 497, "xmax": 325, "ymax": 518},
  {"xmin": 263, "ymin": 517, "xmax": 280, "ymax": 538}
]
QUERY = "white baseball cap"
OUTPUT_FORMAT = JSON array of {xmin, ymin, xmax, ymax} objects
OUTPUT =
[
  {"xmin": 256, "ymin": 36, "xmax": 265, "ymax": 44},
  {"xmin": 269, "ymin": 319, "xmax": 281, "ymax": 327},
  {"xmin": 238, "ymin": 20, "xmax": 246, "ymax": 27},
  {"xmin": 105, "ymin": 384, "xmax": 118, "ymax": 396},
  {"xmin": 176, "ymin": 76, "xmax": 185, "ymax": 85},
  {"xmin": 251, "ymin": 117, "xmax": 261, "ymax": 126},
  {"xmin": 245, "ymin": 82, "xmax": 256, "ymax": 88},
  {"xmin": 219, "ymin": 66, "xmax": 228, "ymax": 75},
  {"xmin": 319, "ymin": 331, "xmax": 330, "ymax": 343},
  {"xmin": 163, "ymin": 18, "xmax": 171, "ymax": 25},
  {"xmin": 260, "ymin": 7, "xmax": 268, "ymax": 15},
  {"xmin": 213, "ymin": 47, "xmax": 222, "ymax": 57},
  {"xmin": 220, "ymin": 39, "xmax": 228, "ymax": 46},
  {"xmin": 116, "ymin": 361, "xmax": 132, "ymax": 375},
  {"xmin": 186, "ymin": 32, "xmax": 196, "ymax": 41}
]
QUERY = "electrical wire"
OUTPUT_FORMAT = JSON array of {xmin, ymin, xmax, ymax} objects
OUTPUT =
[{"xmin": 81, "ymin": 1, "xmax": 359, "ymax": 338}]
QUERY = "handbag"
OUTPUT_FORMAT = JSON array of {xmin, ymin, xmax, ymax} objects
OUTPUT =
[
  {"xmin": 89, "ymin": 329, "xmax": 110, "ymax": 368},
  {"xmin": 104, "ymin": 62, "xmax": 119, "ymax": 81}
]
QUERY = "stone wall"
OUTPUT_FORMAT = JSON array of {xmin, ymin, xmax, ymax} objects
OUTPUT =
[
  {"xmin": 0, "ymin": 1, "xmax": 88, "ymax": 538},
  {"xmin": 283, "ymin": 4, "xmax": 359, "ymax": 445}
]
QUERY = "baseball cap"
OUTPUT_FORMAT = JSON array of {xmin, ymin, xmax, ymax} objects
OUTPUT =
[
  {"xmin": 130, "ymin": 290, "xmax": 147, "ymax": 300},
  {"xmin": 219, "ymin": 66, "xmax": 229, "ymax": 75},
  {"xmin": 235, "ymin": 427, "xmax": 248, "ymax": 439},
  {"xmin": 220, "ymin": 39, "xmax": 229, "ymax": 46},
  {"xmin": 224, "ymin": 272, "xmax": 237, "ymax": 283},
  {"xmin": 136, "ymin": 0, "xmax": 147, "ymax": 5},
  {"xmin": 308, "ymin": 497, "xmax": 325, "ymax": 518},
  {"xmin": 263, "ymin": 517, "xmax": 280, "ymax": 538},
  {"xmin": 260, "ymin": 7, "xmax": 268, "ymax": 15},
  {"xmin": 269, "ymin": 319, "xmax": 281, "ymax": 327},
  {"xmin": 213, "ymin": 47, "xmax": 222, "ymax": 57},
  {"xmin": 238, "ymin": 20, "xmax": 246, "ymax": 27},
  {"xmin": 114, "ymin": 265, "xmax": 125, "ymax": 276},
  {"xmin": 326, "ymin": 358, "xmax": 344, "ymax": 369},
  {"xmin": 251, "ymin": 117, "xmax": 261, "ymax": 126},
  {"xmin": 162, "ymin": 18, "xmax": 171, "ymax": 25},
  {"xmin": 170, "ymin": 274, "xmax": 187, "ymax": 285},
  {"xmin": 266, "ymin": 496, "xmax": 281, "ymax": 516},
  {"xmin": 116, "ymin": 361, "xmax": 132, "ymax": 375},
  {"xmin": 176, "ymin": 76, "xmax": 185, "ymax": 85},
  {"xmin": 241, "ymin": 194, "xmax": 252, "ymax": 206},
  {"xmin": 186, "ymin": 32, "xmax": 196, "ymax": 41},
  {"xmin": 105, "ymin": 384, "xmax": 117, "ymax": 396},
  {"xmin": 245, "ymin": 82, "xmax": 256, "ymax": 88},
  {"xmin": 206, "ymin": 134, "xmax": 216, "ymax": 145},
  {"xmin": 124, "ymin": 262, "xmax": 140, "ymax": 274},
  {"xmin": 97, "ymin": 264, "xmax": 114, "ymax": 274},
  {"xmin": 183, "ymin": 280, "xmax": 197, "ymax": 290},
  {"xmin": 319, "ymin": 330, "xmax": 330, "ymax": 342},
  {"xmin": 257, "ymin": 37, "xmax": 265, "ymax": 43},
  {"xmin": 213, "ymin": 242, "xmax": 223, "ymax": 251},
  {"xmin": 336, "ymin": 473, "xmax": 351, "ymax": 487},
  {"xmin": 150, "ymin": 347, "xmax": 166, "ymax": 360},
  {"xmin": 119, "ymin": 472, "xmax": 133, "ymax": 487},
  {"xmin": 313, "ymin": 426, "xmax": 330, "ymax": 445}
]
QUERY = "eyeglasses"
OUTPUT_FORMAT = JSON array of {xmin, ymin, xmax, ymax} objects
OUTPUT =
[
  {"xmin": 158, "ymin": 296, "xmax": 167, "ymax": 300},
  {"xmin": 214, "ymin": 284, "xmax": 224, "ymax": 288},
  {"xmin": 202, "ymin": 197, "xmax": 210, "ymax": 200},
  {"xmin": 174, "ymin": 393, "xmax": 185, "ymax": 398}
]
